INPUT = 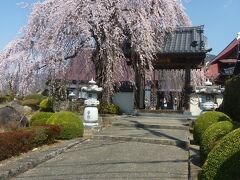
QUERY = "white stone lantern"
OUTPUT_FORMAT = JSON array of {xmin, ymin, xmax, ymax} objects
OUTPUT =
[
  {"xmin": 192, "ymin": 80, "xmax": 224, "ymax": 115},
  {"xmin": 69, "ymin": 92, "xmax": 76, "ymax": 99},
  {"xmin": 81, "ymin": 78, "xmax": 103, "ymax": 127}
]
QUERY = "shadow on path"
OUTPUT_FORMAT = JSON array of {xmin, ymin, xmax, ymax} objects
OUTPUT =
[{"xmin": 128, "ymin": 120, "xmax": 189, "ymax": 150}]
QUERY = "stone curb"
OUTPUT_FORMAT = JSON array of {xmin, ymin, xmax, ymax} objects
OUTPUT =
[
  {"xmin": 93, "ymin": 135, "xmax": 189, "ymax": 149},
  {"xmin": 189, "ymin": 144, "xmax": 201, "ymax": 180},
  {"xmin": 112, "ymin": 122, "xmax": 189, "ymax": 130},
  {"xmin": 0, "ymin": 138, "xmax": 87, "ymax": 180}
]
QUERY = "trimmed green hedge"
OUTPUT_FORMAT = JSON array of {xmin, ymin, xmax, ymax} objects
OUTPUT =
[
  {"xmin": 200, "ymin": 121, "xmax": 234, "ymax": 164},
  {"xmin": 46, "ymin": 111, "xmax": 84, "ymax": 139},
  {"xmin": 98, "ymin": 103, "xmax": 120, "ymax": 114},
  {"xmin": 40, "ymin": 98, "xmax": 53, "ymax": 112},
  {"xmin": 193, "ymin": 111, "xmax": 232, "ymax": 145},
  {"xmin": 30, "ymin": 112, "xmax": 54, "ymax": 126},
  {"xmin": 224, "ymin": 75, "xmax": 240, "ymax": 122},
  {"xmin": 200, "ymin": 128, "xmax": 240, "ymax": 180}
]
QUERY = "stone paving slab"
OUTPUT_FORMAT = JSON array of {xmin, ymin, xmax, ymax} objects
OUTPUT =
[{"xmin": 13, "ymin": 139, "xmax": 189, "ymax": 180}]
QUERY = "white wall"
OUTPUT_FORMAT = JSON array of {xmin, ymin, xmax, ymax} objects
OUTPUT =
[{"xmin": 112, "ymin": 92, "xmax": 134, "ymax": 114}]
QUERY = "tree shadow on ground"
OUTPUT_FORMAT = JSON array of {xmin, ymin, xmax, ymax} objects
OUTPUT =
[{"xmin": 128, "ymin": 120, "xmax": 189, "ymax": 150}]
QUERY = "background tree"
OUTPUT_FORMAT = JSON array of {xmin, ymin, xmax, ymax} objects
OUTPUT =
[{"xmin": 0, "ymin": 0, "xmax": 191, "ymax": 103}]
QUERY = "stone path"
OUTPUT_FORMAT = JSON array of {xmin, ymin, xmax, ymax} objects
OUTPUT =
[
  {"xmin": 8, "ymin": 114, "xmax": 191, "ymax": 179},
  {"xmin": 13, "ymin": 140, "xmax": 189, "ymax": 179}
]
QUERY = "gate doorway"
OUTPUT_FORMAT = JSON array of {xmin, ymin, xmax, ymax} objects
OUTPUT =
[
  {"xmin": 144, "ymin": 79, "xmax": 184, "ymax": 111},
  {"xmin": 157, "ymin": 91, "xmax": 183, "ymax": 110},
  {"xmin": 137, "ymin": 26, "xmax": 211, "ymax": 112}
]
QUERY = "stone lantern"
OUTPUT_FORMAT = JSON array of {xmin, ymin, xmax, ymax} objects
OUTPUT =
[
  {"xmin": 81, "ymin": 79, "xmax": 103, "ymax": 127},
  {"xmin": 193, "ymin": 79, "xmax": 224, "ymax": 114}
]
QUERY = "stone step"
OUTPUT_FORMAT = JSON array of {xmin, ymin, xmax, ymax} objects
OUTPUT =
[
  {"xmin": 136, "ymin": 112, "xmax": 191, "ymax": 119},
  {"xmin": 135, "ymin": 111, "xmax": 196, "ymax": 120},
  {"xmin": 112, "ymin": 122, "xmax": 189, "ymax": 130},
  {"xmin": 112, "ymin": 116, "xmax": 190, "ymax": 131},
  {"xmin": 93, "ymin": 135, "xmax": 189, "ymax": 149}
]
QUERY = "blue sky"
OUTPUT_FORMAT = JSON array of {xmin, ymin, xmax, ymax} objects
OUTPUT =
[
  {"xmin": 0, "ymin": 0, "xmax": 39, "ymax": 50},
  {"xmin": 0, "ymin": 0, "xmax": 240, "ymax": 55},
  {"xmin": 183, "ymin": 0, "xmax": 240, "ymax": 55}
]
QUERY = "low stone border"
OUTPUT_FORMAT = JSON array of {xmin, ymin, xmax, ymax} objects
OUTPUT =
[{"xmin": 0, "ymin": 138, "xmax": 87, "ymax": 180}]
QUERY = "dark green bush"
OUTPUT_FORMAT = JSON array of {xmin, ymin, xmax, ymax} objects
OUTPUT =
[
  {"xmin": 29, "ymin": 125, "xmax": 61, "ymax": 146},
  {"xmin": 30, "ymin": 112, "xmax": 54, "ymax": 126},
  {"xmin": 24, "ymin": 94, "xmax": 46, "ymax": 101},
  {"xmin": 224, "ymin": 75, "xmax": 240, "ymax": 122},
  {"xmin": 200, "ymin": 121, "xmax": 234, "ymax": 164},
  {"xmin": 42, "ymin": 125, "xmax": 61, "ymax": 143},
  {"xmin": 98, "ymin": 103, "xmax": 120, "ymax": 114},
  {"xmin": 200, "ymin": 128, "xmax": 240, "ymax": 180},
  {"xmin": 46, "ymin": 111, "xmax": 84, "ymax": 139},
  {"xmin": 193, "ymin": 111, "xmax": 232, "ymax": 145},
  {"xmin": 0, "ymin": 130, "xmax": 33, "ymax": 161},
  {"xmin": 0, "ymin": 125, "xmax": 60, "ymax": 161},
  {"xmin": 0, "ymin": 95, "xmax": 14, "ymax": 103},
  {"xmin": 39, "ymin": 98, "xmax": 53, "ymax": 112},
  {"xmin": 22, "ymin": 94, "xmax": 46, "ymax": 110}
]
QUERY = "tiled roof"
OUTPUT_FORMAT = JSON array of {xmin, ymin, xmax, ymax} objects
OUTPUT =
[
  {"xmin": 219, "ymin": 59, "xmax": 237, "ymax": 64},
  {"xmin": 163, "ymin": 26, "xmax": 209, "ymax": 54},
  {"xmin": 210, "ymin": 38, "xmax": 240, "ymax": 64}
]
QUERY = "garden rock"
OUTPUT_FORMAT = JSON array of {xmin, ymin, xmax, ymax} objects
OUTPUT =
[
  {"xmin": 0, "ymin": 106, "xmax": 29, "ymax": 128},
  {"xmin": 9, "ymin": 100, "xmax": 32, "ymax": 115}
]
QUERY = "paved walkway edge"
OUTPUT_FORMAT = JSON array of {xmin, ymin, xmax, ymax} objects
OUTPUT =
[
  {"xmin": 0, "ymin": 138, "xmax": 87, "ymax": 180},
  {"xmin": 189, "ymin": 144, "xmax": 201, "ymax": 180}
]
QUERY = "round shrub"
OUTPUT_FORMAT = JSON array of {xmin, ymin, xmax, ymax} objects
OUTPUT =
[
  {"xmin": 193, "ymin": 111, "xmax": 232, "ymax": 144},
  {"xmin": 98, "ymin": 103, "xmax": 120, "ymax": 114},
  {"xmin": 29, "ymin": 125, "xmax": 61, "ymax": 146},
  {"xmin": 46, "ymin": 111, "xmax": 84, "ymax": 139},
  {"xmin": 200, "ymin": 121, "xmax": 234, "ymax": 164},
  {"xmin": 30, "ymin": 112, "xmax": 54, "ymax": 126},
  {"xmin": 40, "ymin": 98, "xmax": 53, "ymax": 112},
  {"xmin": 200, "ymin": 128, "xmax": 240, "ymax": 180}
]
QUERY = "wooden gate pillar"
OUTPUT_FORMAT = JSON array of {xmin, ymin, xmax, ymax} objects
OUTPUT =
[{"xmin": 184, "ymin": 65, "xmax": 191, "ymax": 110}]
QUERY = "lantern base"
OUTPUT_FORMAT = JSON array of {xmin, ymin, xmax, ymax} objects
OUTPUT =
[{"xmin": 84, "ymin": 122, "xmax": 99, "ymax": 127}]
